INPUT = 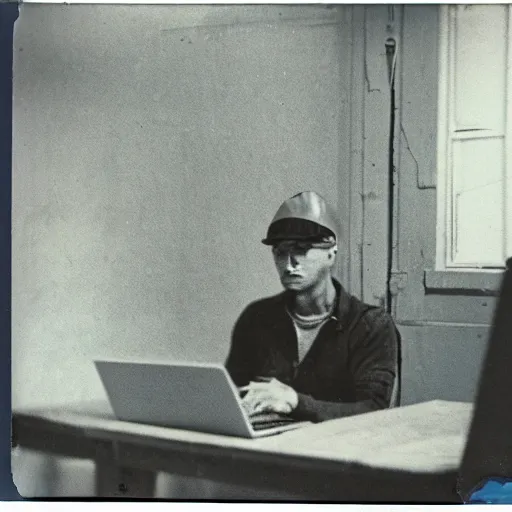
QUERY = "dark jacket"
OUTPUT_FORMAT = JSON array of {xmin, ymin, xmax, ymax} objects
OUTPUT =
[{"xmin": 225, "ymin": 279, "xmax": 400, "ymax": 422}]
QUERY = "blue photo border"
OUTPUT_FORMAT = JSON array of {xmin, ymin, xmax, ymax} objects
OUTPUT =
[{"xmin": 1, "ymin": 1, "xmax": 21, "ymax": 500}]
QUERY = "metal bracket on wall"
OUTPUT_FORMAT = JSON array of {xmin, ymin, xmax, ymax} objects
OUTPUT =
[
  {"xmin": 389, "ymin": 271, "xmax": 408, "ymax": 296},
  {"xmin": 385, "ymin": 37, "xmax": 397, "ymax": 85}
]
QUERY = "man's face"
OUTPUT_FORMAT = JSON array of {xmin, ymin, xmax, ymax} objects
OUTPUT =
[{"xmin": 272, "ymin": 240, "xmax": 335, "ymax": 292}]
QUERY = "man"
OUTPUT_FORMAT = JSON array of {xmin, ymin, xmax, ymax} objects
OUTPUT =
[{"xmin": 225, "ymin": 191, "xmax": 400, "ymax": 423}]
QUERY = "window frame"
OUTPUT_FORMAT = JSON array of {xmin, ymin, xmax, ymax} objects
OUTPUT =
[{"xmin": 435, "ymin": 5, "xmax": 511, "ymax": 273}]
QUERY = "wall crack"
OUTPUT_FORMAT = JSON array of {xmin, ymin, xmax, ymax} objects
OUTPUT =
[{"xmin": 400, "ymin": 122, "xmax": 435, "ymax": 190}]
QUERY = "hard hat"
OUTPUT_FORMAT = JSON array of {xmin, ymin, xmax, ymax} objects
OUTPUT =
[{"xmin": 262, "ymin": 191, "xmax": 339, "ymax": 246}]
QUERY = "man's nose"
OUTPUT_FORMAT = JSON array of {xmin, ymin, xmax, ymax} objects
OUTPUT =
[{"xmin": 285, "ymin": 252, "xmax": 300, "ymax": 270}]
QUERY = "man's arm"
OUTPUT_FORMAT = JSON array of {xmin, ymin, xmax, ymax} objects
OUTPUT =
[{"xmin": 293, "ymin": 309, "xmax": 399, "ymax": 422}]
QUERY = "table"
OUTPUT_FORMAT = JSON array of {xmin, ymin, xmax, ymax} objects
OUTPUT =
[{"xmin": 12, "ymin": 400, "xmax": 472, "ymax": 502}]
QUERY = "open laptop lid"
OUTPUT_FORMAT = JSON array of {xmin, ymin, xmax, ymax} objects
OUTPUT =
[
  {"xmin": 457, "ymin": 257, "xmax": 512, "ymax": 501},
  {"xmin": 94, "ymin": 359, "xmax": 254, "ymax": 437}
]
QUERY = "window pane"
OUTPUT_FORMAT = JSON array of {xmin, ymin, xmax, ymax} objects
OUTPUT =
[
  {"xmin": 452, "ymin": 138, "xmax": 504, "ymax": 266},
  {"xmin": 454, "ymin": 5, "xmax": 507, "ymax": 131}
]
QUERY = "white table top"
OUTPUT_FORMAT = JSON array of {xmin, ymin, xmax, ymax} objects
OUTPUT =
[{"xmin": 14, "ymin": 399, "xmax": 473, "ymax": 474}]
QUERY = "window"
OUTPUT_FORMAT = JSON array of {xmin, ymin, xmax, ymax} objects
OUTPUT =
[{"xmin": 436, "ymin": 5, "xmax": 512, "ymax": 270}]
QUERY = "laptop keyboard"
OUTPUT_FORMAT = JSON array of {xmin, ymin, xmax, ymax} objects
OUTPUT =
[{"xmin": 250, "ymin": 413, "xmax": 298, "ymax": 431}]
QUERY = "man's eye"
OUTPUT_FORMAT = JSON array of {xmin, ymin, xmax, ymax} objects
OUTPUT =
[
  {"xmin": 273, "ymin": 244, "xmax": 310, "ymax": 256},
  {"xmin": 295, "ymin": 245, "xmax": 310, "ymax": 254}
]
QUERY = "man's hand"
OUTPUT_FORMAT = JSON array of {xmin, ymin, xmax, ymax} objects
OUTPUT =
[{"xmin": 239, "ymin": 377, "xmax": 299, "ymax": 416}]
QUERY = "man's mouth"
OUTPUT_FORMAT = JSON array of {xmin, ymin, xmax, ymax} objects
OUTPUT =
[{"xmin": 282, "ymin": 274, "xmax": 302, "ymax": 281}]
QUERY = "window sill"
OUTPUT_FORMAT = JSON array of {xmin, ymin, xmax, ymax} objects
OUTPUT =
[{"xmin": 424, "ymin": 269, "xmax": 504, "ymax": 296}]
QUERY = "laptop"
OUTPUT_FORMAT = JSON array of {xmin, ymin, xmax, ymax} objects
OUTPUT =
[{"xmin": 94, "ymin": 359, "xmax": 309, "ymax": 438}]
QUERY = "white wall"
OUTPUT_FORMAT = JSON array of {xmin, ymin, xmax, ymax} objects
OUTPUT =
[{"xmin": 12, "ymin": 4, "xmax": 353, "ymax": 497}]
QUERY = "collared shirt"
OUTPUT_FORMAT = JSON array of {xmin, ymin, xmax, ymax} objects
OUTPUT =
[{"xmin": 225, "ymin": 279, "xmax": 400, "ymax": 422}]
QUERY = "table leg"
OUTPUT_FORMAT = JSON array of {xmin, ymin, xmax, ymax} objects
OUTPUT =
[{"xmin": 95, "ymin": 441, "xmax": 156, "ymax": 498}]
